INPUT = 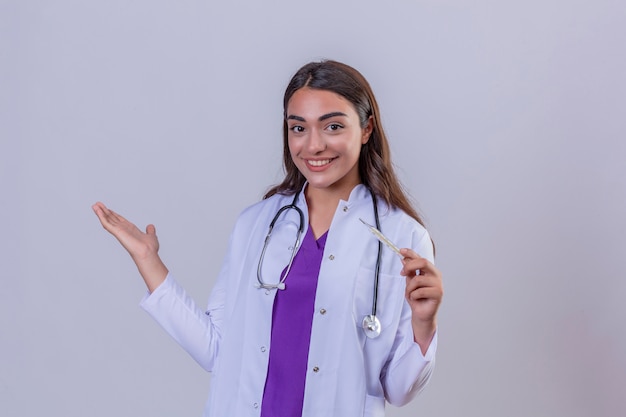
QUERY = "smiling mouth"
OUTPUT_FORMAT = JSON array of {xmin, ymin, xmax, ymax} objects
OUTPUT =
[{"xmin": 307, "ymin": 158, "xmax": 334, "ymax": 167}]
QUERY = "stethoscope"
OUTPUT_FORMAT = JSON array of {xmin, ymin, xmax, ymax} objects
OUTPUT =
[{"xmin": 256, "ymin": 188, "xmax": 385, "ymax": 339}]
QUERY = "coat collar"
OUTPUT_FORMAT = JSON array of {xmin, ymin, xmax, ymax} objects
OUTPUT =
[{"xmin": 293, "ymin": 182, "xmax": 371, "ymax": 208}]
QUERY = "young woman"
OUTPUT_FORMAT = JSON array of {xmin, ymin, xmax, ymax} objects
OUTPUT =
[{"xmin": 92, "ymin": 60, "xmax": 443, "ymax": 417}]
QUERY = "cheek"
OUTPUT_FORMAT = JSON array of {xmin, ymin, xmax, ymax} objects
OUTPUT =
[
  {"xmin": 287, "ymin": 142, "xmax": 302, "ymax": 168},
  {"xmin": 346, "ymin": 136, "xmax": 365, "ymax": 156},
  {"xmin": 287, "ymin": 140, "xmax": 298, "ymax": 159}
]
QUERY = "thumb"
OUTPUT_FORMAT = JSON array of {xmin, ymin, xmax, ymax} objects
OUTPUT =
[{"xmin": 146, "ymin": 224, "xmax": 156, "ymax": 235}]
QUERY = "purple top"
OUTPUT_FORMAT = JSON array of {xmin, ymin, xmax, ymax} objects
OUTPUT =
[{"xmin": 261, "ymin": 227, "xmax": 327, "ymax": 417}]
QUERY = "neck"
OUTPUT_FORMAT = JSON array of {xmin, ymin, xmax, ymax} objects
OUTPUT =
[
  {"xmin": 304, "ymin": 182, "xmax": 360, "ymax": 239},
  {"xmin": 305, "ymin": 181, "xmax": 359, "ymax": 207}
]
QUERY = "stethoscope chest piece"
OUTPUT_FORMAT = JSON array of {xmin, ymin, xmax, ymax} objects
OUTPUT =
[{"xmin": 362, "ymin": 314, "xmax": 381, "ymax": 338}]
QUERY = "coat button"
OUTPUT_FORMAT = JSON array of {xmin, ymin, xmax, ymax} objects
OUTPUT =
[
  {"xmin": 253, "ymin": 402, "xmax": 259, "ymax": 409},
  {"xmin": 342, "ymin": 206, "xmax": 349, "ymax": 212},
  {"xmin": 260, "ymin": 346, "xmax": 266, "ymax": 352},
  {"xmin": 328, "ymin": 254, "xmax": 335, "ymax": 260},
  {"xmin": 313, "ymin": 366, "xmax": 320, "ymax": 373},
  {"xmin": 319, "ymin": 308, "xmax": 327, "ymax": 315}
]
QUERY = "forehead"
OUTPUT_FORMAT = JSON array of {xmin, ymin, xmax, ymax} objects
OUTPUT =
[{"xmin": 286, "ymin": 88, "xmax": 357, "ymax": 118}]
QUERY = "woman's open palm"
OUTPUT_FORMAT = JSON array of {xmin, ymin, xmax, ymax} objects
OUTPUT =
[
  {"xmin": 92, "ymin": 201, "xmax": 159, "ymax": 261},
  {"xmin": 92, "ymin": 201, "xmax": 168, "ymax": 292}
]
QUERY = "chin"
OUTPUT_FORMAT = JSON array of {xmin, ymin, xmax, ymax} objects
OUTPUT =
[{"xmin": 305, "ymin": 179, "xmax": 334, "ymax": 190}]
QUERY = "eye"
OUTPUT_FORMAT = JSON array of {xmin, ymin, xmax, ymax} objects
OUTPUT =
[
  {"xmin": 326, "ymin": 123, "xmax": 343, "ymax": 131},
  {"xmin": 289, "ymin": 125, "xmax": 305, "ymax": 133}
]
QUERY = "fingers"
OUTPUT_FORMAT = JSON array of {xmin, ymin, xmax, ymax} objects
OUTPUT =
[
  {"xmin": 407, "ymin": 285, "xmax": 441, "ymax": 301},
  {"xmin": 405, "ymin": 274, "xmax": 439, "ymax": 296},
  {"xmin": 399, "ymin": 249, "xmax": 433, "ymax": 277},
  {"xmin": 399, "ymin": 247, "xmax": 420, "ymax": 259},
  {"xmin": 399, "ymin": 248, "xmax": 443, "ymax": 329},
  {"xmin": 91, "ymin": 201, "xmax": 106, "ymax": 218},
  {"xmin": 92, "ymin": 202, "xmax": 114, "ymax": 220},
  {"xmin": 91, "ymin": 202, "xmax": 131, "ymax": 236},
  {"xmin": 399, "ymin": 247, "xmax": 443, "ymax": 300},
  {"xmin": 92, "ymin": 202, "xmax": 113, "ymax": 229},
  {"xmin": 405, "ymin": 275, "xmax": 443, "ymax": 321}
]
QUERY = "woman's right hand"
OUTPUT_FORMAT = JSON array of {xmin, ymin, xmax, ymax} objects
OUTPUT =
[{"xmin": 92, "ymin": 201, "xmax": 168, "ymax": 292}]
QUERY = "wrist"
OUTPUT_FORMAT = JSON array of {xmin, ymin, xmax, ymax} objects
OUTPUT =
[
  {"xmin": 412, "ymin": 318, "xmax": 437, "ymax": 354},
  {"xmin": 133, "ymin": 253, "xmax": 168, "ymax": 293}
]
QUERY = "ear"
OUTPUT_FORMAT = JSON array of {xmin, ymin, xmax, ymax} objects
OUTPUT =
[{"xmin": 361, "ymin": 116, "xmax": 374, "ymax": 145}]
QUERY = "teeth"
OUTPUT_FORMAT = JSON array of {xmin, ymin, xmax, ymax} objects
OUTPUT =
[{"xmin": 308, "ymin": 159, "xmax": 332, "ymax": 167}]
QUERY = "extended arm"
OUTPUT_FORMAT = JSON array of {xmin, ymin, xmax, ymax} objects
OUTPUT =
[{"xmin": 93, "ymin": 201, "xmax": 224, "ymax": 370}]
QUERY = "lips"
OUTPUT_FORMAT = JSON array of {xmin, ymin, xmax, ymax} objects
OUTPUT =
[{"xmin": 306, "ymin": 158, "xmax": 334, "ymax": 167}]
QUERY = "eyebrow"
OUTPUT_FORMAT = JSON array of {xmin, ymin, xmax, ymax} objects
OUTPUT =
[{"xmin": 286, "ymin": 111, "xmax": 348, "ymax": 122}]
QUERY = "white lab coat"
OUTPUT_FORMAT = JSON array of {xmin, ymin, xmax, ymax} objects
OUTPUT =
[{"xmin": 141, "ymin": 184, "xmax": 436, "ymax": 417}]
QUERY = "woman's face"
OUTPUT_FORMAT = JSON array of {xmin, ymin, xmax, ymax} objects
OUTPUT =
[{"xmin": 286, "ymin": 88, "xmax": 372, "ymax": 197}]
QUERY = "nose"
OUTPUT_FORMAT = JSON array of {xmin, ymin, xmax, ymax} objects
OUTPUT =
[{"xmin": 305, "ymin": 129, "xmax": 326, "ymax": 154}]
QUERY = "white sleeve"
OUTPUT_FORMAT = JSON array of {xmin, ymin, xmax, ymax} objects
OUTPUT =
[
  {"xmin": 140, "ymin": 272, "xmax": 224, "ymax": 372},
  {"xmin": 381, "ymin": 317, "xmax": 438, "ymax": 405}
]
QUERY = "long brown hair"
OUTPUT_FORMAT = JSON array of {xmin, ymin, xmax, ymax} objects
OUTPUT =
[{"xmin": 264, "ymin": 60, "xmax": 427, "ymax": 229}]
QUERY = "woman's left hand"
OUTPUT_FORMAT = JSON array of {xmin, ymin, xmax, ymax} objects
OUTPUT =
[{"xmin": 399, "ymin": 248, "xmax": 443, "ymax": 352}]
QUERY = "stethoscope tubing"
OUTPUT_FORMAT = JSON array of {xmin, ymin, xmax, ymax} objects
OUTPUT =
[
  {"xmin": 256, "ymin": 194, "xmax": 304, "ymax": 291},
  {"xmin": 257, "ymin": 187, "xmax": 385, "ymax": 338},
  {"xmin": 371, "ymin": 193, "xmax": 382, "ymax": 318}
]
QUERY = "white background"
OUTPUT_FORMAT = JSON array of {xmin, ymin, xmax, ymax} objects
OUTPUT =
[{"xmin": 2, "ymin": 1, "xmax": 625, "ymax": 416}]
